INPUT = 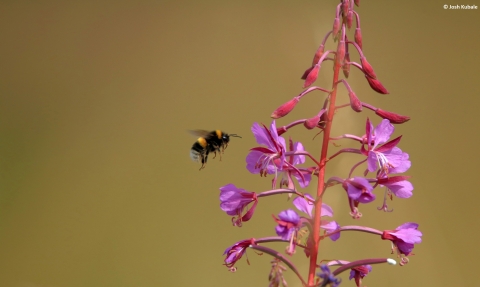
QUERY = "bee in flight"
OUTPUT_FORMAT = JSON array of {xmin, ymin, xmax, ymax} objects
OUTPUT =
[{"xmin": 189, "ymin": 130, "xmax": 241, "ymax": 170}]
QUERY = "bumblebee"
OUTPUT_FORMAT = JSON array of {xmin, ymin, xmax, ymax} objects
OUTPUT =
[{"xmin": 189, "ymin": 130, "xmax": 241, "ymax": 170}]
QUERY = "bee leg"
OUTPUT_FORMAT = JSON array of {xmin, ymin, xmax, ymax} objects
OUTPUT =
[
  {"xmin": 211, "ymin": 144, "xmax": 219, "ymax": 159},
  {"xmin": 199, "ymin": 152, "xmax": 208, "ymax": 170}
]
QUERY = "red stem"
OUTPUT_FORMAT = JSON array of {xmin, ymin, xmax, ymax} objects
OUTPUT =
[{"xmin": 307, "ymin": 29, "xmax": 344, "ymax": 287}]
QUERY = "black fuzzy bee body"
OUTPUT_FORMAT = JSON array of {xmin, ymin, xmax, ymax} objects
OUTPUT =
[{"xmin": 189, "ymin": 130, "xmax": 241, "ymax": 170}]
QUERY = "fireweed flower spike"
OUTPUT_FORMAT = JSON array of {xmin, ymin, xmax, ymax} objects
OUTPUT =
[{"xmin": 217, "ymin": 1, "xmax": 421, "ymax": 285}]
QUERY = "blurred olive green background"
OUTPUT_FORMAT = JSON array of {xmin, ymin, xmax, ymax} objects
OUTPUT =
[{"xmin": 0, "ymin": 1, "xmax": 479, "ymax": 286}]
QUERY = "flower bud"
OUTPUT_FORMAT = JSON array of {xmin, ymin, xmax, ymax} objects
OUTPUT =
[
  {"xmin": 304, "ymin": 109, "xmax": 326, "ymax": 129},
  {"xmin": 375, "ymin": 109, "xmax": 410, "ymax": 124},
  {"xmin": 304, "ymin": 115, "xmax": 320, "ymax": 130},
  {"xmin": 346, "ymin": 11, "xmax": 353, "ymax": 29},
  {"xmin": 336, "ymin": 40, "xmax": 345, "ymax": 67},
  {"xmin": 355, "ymin": 28, "xmax": 363, "ymax": 50},
  {"xmin": 365, "ymin": 75, "xmax": 389, "ymax": 94},
  {"xmin": 360, "ymin": 56, "xmax": 376, "ymax": 79},
  {"xmin": 355, "ymin": 0, "xmax": 360, "ymax": 7},
  {"xmin": 303, "ymin": 64, "xmax": 320, "ymax": 88},
  {"xmin": 342, "ymin": 0, "xmax": 349, "ymax": 17},
  {"xmin": 348, "ymin": 90, "xmax": 362, "ymax": 112},
  {"xmin": 271, "ymin": 97, "xmax": 300, "ymax": 119},
  {"xmin": 301, "ymin": 66, "xmax": 313, "ymax": 80},
  {"xmin": 312, "ymin": 44, "xmax": 325, "ymax": 65},
  {"xmin": 332, "ymin": 17, "xmax": 340, "ymax": 41}
]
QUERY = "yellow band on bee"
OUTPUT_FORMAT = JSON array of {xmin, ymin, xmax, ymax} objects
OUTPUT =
[
  {"xmin": 198, "ymin": 137, "xmax": 208, "ymax": 147},
  {"xmin": 215, "ymin": 130, "xmax": 222, "ymax": 139}
]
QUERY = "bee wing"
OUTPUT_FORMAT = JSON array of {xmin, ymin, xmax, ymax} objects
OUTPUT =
[{"xmin": 188, "ymin": 130, "xmax": 212, "ymax": 138}]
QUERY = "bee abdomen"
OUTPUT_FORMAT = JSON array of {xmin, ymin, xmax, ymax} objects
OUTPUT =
[
  {"xmin": 190, "ymin": 149, "xmax": 200, "ymax": 161},
  {"xmin": 190, "ymin": 141, "xmax": 206, "ymax": 162}
]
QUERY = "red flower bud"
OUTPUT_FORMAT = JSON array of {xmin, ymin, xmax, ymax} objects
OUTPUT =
[
  {"xmin": 271, "ymin": 97, "xmax": 300, "ymax": 119},
  {"xmin": 312, "ymin": 44, "xmax": 325, "ymax": 65},
  {"xmin": 360, "ymin": 57, "xmax": 376, "ymax": 79},
  {"xmin": 342, "ymin": 1, "xmax": 349, "ymax": 17},
  {"xmin": 354, "ymin": 0, "xmax": 360, "ymax": 7},
  {"xmin": 348, "ymin": 90, "xmax": 362, "ymax": 112},
  {"xmin": 332, "ymin": 17, "xmax": 340, "ymax": 41},
  {"xmin": 346, "ymin": 11, "xmax": 353, "ymax": 29},
  {"xmin": 301, "ymin": 66, "xmax": 313, "ymax": 80},
  {"xmin": 354, "ymin": 28, "xmax": 363, "ymax": 50},
  {"xmin": 306, "ymin": 109, "xmax": 326, "ymax": 129},
  {"xmin": 304, "ymin": 115, "xmax": 320, "ymax": 129},
  {"xmin": 336, "ymin": 40, "xmax": 346, "ymax": 67},
  {"xmin": 375, "ymin": 109, "xmax": 410, "ymax": 124},
  {"xmin": 365, "ymin": 75, "xmax": 389, "ymax": 94},
  {"xmin": 303, "ymin": 64, "xmax": 320, "ymax": 88}
]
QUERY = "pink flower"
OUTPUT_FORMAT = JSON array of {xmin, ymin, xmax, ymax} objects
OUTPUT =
[
  {"xmin": 274, "ymin": 209, "xmax": 301, "ymax": 240},
  {"xmin": 273, "ymin": 209, "xmax": 301, "ymax": 255},
  {"xmin": 246, "ymin": 121, "xmax": 286, "ymax": 176},
  {"xmin": 349, "ymin": 265, "xmax": 372, "ymax": 287},
  {"xmin": 362, "ymin": 118, "xmax": 411, "ymax": 176},
  {"xmin": 343, "ymin": 177, "xmax": 375, "ymax": 203},
  {"xmin": 219, "ymin": 184, "xmax": 258, "ymax": 227},
  {"xmin": 293, "ymin": 194, "xmax": 340, "ymax": 241},
  {"xmin": 277, "ymin": 140, "xmax": 311, "ymax": 188},
  {"xmin": 377, "ymin": 175, "xmax": 413, "ymax": 199},
  {"xmin": 223, "ymin": 238, "xmax": 256, "ymax": 269},
  {"xmin": 382, "ymin": 222, "xmax": 422, "ymax": 256}
]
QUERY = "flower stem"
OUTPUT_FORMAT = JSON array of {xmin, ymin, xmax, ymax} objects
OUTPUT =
[
  {"xmin": 308, "ymin": 33, "xmax": 343, "ymax": 287},
  {"xmin": 331, "ymin": 258, "xmax": 395, "ymax": 276}
]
